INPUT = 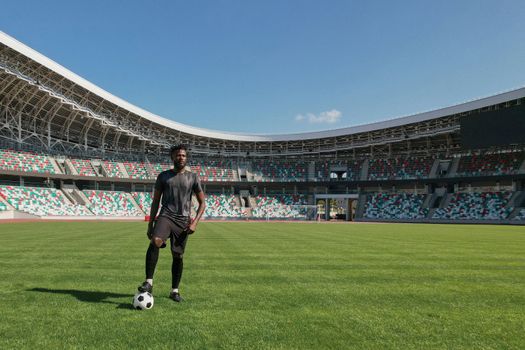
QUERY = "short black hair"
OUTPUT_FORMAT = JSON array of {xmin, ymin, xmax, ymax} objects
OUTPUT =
[{"xmin": 170, "ymin": 144, "xmax": 188, "ymax": 155}]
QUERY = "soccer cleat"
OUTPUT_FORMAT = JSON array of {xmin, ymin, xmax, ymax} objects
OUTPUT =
[
  {"xmin": 137, "ymin": 281, "xmax": 153, "ymax": 294},
  {"xmin": 169, "ymin": 291, "xmax": 183, "ymax": 302}
]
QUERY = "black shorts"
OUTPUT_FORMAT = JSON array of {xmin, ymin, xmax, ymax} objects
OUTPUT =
[{"xmin": 152, "ymin": 216, "xmax": 189, "ymax": 256}]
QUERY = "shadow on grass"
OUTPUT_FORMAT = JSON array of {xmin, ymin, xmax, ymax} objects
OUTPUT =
[{"xmin": 28, "ymin": 287, "xmax": 134, "ymax": 309}]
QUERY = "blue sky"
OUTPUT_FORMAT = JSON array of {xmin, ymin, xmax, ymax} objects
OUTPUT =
[{"xmin": 2, "ymin": 1, "xmax": 525, "ymax": 134}]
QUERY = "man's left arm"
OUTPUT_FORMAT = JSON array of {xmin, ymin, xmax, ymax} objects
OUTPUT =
[{"xmin": 188, "ymin": 191, "xmax": 205, "ymax": 234}]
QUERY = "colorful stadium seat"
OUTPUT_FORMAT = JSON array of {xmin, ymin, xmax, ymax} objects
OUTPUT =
[
  {"xmin": 123, "ymin": 161, "xmax": 151, "ymax": 179},
  {"xmin": 433, "ymin": 192, "xmax": 513, "ymax": 220},
  {"xmin": 251, "ymin": 194, "xmax": 308, "ymax": 219},
  {"xmin": 367, "ymin": 156, "xmax": 434, "ymax": 180},
  {"xmin": 0, "ymin": 149, "xmax": 57, "ymax": 174},
  {"xmin": 83, "ymin": 190, "xmax": 143, "ymax": 216},
  {"xmin": 456, "ymin": 152, "xmax": 524, "ymax": 177},
  {"xmin": 70, "ymin": 158, "xmax": 97, "ymax": 176},
  {"xmin": 251, "ymin": 160, "xmax": 307, "ymax": 182},
  {"xmin": 364, "ymin": 193, "xmax": 429, "ymax": 219},
  {"xmin": 0, "ymin": 186, "xmax": 92, "ymax": 216}
]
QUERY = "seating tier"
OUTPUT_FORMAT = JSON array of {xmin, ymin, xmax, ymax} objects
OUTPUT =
[
  {"xmin": 364, "ymin": 193, "xmax": 428, "ymax": 219},
  {"xmin": 0, "ymin": 186, "xmax": 92, "ymax": 216},
  {"xmin": 433, "ymin": 192, "xmax": 513, "ymax": 220},
  {"xmin": 83, "ymin": 190, "xmax": 142, "ymax": 216}
]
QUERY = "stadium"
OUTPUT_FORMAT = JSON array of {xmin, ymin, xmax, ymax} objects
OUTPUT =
[
  {"xmin": 1, "ymin": 31, "xmax": 525, "ymax": 223},
  {"xmin": 1, "ymin": 28, "xmax": 524, "ymax": 350}
]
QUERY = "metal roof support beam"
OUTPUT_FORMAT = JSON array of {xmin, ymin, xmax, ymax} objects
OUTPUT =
[{"xmin": 83, "ymin": 118, "xmax": 95, "ymax": 150}]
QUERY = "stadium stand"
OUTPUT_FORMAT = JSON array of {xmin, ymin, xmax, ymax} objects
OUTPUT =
[
  {"xmin": 432, "ymin": 191, "xmax": 513, "ymax": 220},
  {"xmin": 123, "ymin": 161, "xmax": 151, "ymax": 179},
  {"xmin": 150, "ymin": 162, "xmax": 172, "ymax": 177},
  {"xmin": 0, "ymin": 186, "xmax": 92, "ymax": 216},
  {"xmin": 3, "ymin": 31, "xmax": 525, "ymax": 226},
  {"xmin": 251, "ymin": 160, "xmax": 307, "ymax": 182},
  {"xmin": 205, "ymin": 194, "xmax": 245, "ymax": 218},
  {"xmin": 456, "ymin": 152, "xmax": 524, "ymax": 177},
  {"xmin": 363, "ymin": 193, "xmax": 429, "ymax": 219},
  {"xmin": 0, "ymin": 201, "xmax": 8, "ymax": 211},
  {"xmin": 101, "ymin": 160, "xmax": 126, "ymax": 178},
  {"xmin": 131, "ymin": 191, "xmax": 153, "ymax": 213},
  {"xmin": 316, "ymin": 160, "xmax": 362, "ymax": 181},
  {"xmin": 0, "ymin": 149, "xmax": 57, "ymax": 174},
  {"xmin": 83, "ymin": 190, "xmax": 143, "ymax": 216},
  {"xmin": 70, "ymin": 158, "xmax": 97, "ymax": 176},
  {"xmin": 367, "ymin": 156, "xmax": 434, "ymax": 180},
  {"xmin": 192, "ymin": 159, "xmax": 236, "ymax": 182},
  {"xmin": 251, "ymin": 194, "xmax": 308, "ymax": 219}
]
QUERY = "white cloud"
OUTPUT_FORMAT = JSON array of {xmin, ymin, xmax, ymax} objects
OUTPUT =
[{"xmin": 295, "ymin": 109, "xmax": 342, "ymax": 124}]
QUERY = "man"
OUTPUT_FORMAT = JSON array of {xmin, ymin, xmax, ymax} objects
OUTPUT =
[{"xmin": 138, "ymin": 144, "xmax": 206, "ymax": 302}]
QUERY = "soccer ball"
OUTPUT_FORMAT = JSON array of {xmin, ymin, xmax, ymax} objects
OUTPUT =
[{"xmin": 133, "ymin": 292, "xmax": 154, "ymax": 310}]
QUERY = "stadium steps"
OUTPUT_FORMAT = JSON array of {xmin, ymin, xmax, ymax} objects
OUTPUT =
[
  {"xmin": 509, "ymin": 190, "xmax": 525, "ymax": 207},
  {"xmin": 0, "ymin": 195, "xmax": 15, "ymax": 210},
  {"xmin": 100, "ymin": 162, "xmax": 110, "ymax": 177},
  {"xmin": 118, "ymin": 162, "xmax": 130, "ymax": 178},
  {"xmin": 507, "ymin": 207, "xmax": 522, "ymax": 220},
  {"xmin": 506, "ymin": 191, "xmax": 522, "ymax": 210},
  {"xmin": 355, "ymin": 194, "xmax": 367, "ymax": 218},
  {"xmin": 426, "ymin": 208, "xmax": 437, "ymax": 219},
  {"xmin": 519, "ymin": 159, "xmax": 525, "ymax": 173},
  {"xmin": 246, "ymin": 163, "xmax": 255, "ymax": 181},
  {"xmin": 58, "ymin": 189, "xmax": 74, "ymax": 205},
  {"xmin": 64, "ymin": 159, "xmax": 79, "ymax": 175},
  {"xmin": 47, "ymin": 156, "xmax": 63, "ymax": 174},
  {"xmin": 90, "ymin": 159, "xmax": 104, "ymax": 176},
  {"xmin": 360, "ymin": 159, "xmax": 369, "ymax": 181},
  {"xmin": 231, "ymin": 167, "xmax": 239, "ymax": 181},
  {"xmin": 422, "ymin": 193, "xmax": 433, "ymax": 208},
  {"xmin": 53, "ymin": 157, "xmax": 67, "ymax": 174},
  {"xmin": 91, "ymin": 161, "xmax": 102, "ymax": 176},
  {"xmin": 307, "ymin": 161, "xmax": 316, "ymax": 181},
  {"xmin": 126, "ymin": 192, "xmax": 144, "ymax": 214},
  {"xmin": 61, "ymin": 187, "xmax": 93, "ymax": 216},
  {"xmin": 429, "ymin": 159, "xmax": 440, "ymax": 178},
  {"xmin": 61, "ymin": 188, "xmax": 78, "ymax": 205},
  {"xmin": 248, "ymin": 196, "xmax": 257, "ymax": 209},
  {"xmin": 447, "ymin": 158, "xmax": 460, "ymax": 177},
  {"xmin": 439, "ymin": 193, "xmax": 452, "ymax": 208},
  {"xmin": 232, "ymin": 195, "xmax": 241, "ymax": 208},
  {"xmin": 144, "ymin": 160, "xmax": 157, "ymax": 179},
  {"xmin": 73, "ymin": 188, "xmax": 91, "ymax": 206}
]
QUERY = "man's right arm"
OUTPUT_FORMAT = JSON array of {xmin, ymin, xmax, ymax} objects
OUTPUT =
[{"xmin": 147, "ymin": 189, "xmax": 162, "ymax": 238}]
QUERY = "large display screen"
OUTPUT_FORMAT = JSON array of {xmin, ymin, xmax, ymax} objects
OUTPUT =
[{"xmin": 461, "ymin": 103, "xmax": 525, "ymax": 149}]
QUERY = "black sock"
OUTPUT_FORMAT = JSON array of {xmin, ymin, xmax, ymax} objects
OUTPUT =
[
  {"xmin": 171, "ymin": 256, "xmax": 183, "ymax": 289},
  {"xmin": 145, "ymin": 243, "xmax": 159, "ymax": 280}
]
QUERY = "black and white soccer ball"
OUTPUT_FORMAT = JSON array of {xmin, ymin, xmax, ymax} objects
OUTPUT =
[{"xmin": 133, "ymin": 292, "xmax": 154, "ymax": 310}]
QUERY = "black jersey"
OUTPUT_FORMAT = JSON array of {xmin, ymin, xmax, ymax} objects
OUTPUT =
[{"xmin": 155, "ymin": 169, "xmax": 203, "ymax": 225}]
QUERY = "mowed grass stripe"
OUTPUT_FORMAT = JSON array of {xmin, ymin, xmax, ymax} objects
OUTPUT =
[{"xmin": 0, "ymin": 222, "xmax": 524, "ymax": 349}]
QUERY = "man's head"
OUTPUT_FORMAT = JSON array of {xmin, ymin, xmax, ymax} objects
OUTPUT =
[{"xmin": 170, "ymin": 144, "xmax": 188, "ymax": 170}]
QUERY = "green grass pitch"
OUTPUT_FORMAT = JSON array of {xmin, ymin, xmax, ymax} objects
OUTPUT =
[{"xmin": 0, "ymin": 221, "xmax": 524, "ymax": 349}]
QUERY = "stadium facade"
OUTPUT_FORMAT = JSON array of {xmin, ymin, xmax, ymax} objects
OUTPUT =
[{"xmin": 1, "ymin": 31, "xmax": 524, "ymax": 223}]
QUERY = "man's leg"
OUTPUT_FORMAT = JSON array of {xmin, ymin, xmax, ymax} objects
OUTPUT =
[
  {"xmin": 171, "ymin": 254, "xmax": 183, "ymax": 290},
  {"xmin": 145, "ymin": 242, "xmax": 160, "ymax": 279},
  {"xmin": 138, "ymin": 218, "xmax": 171, "ymax": 293},
  {"xmin": 169, "ymin": 226, "xmax": 188, "ymax": 302}
]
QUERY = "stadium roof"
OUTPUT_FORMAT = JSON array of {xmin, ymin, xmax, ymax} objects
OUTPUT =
[{"xmin": 1, "ymin": 30, "xmax": 525, "ymax": 143}]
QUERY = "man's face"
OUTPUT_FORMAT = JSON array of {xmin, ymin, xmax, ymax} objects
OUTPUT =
[{"xmin": 171, "ymin": 149, "xmax": 187, "ymax": 169}]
